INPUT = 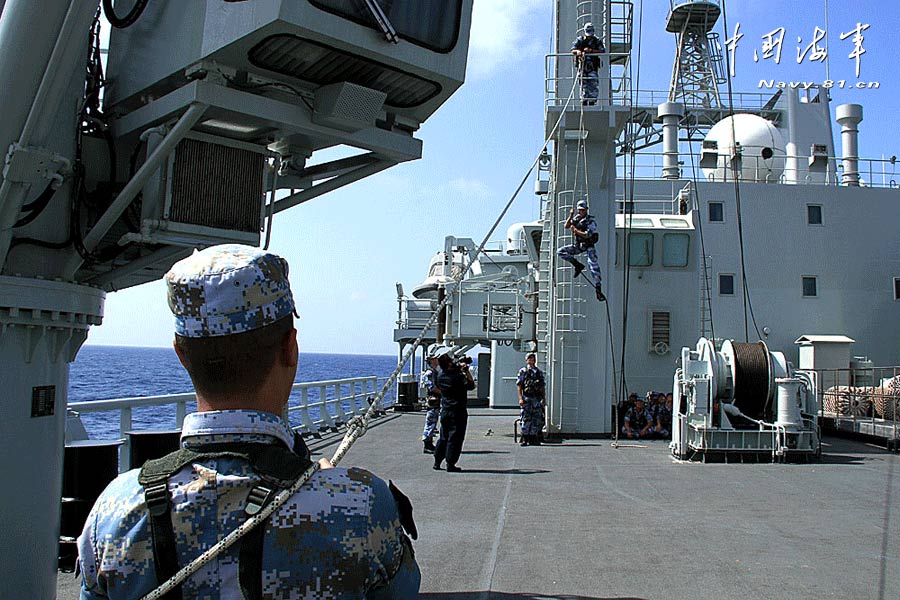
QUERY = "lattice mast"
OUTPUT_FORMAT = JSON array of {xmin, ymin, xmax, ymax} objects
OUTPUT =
[{"xmin": 667, "ymin": 0, "xmax": 726, "ymax": 108}]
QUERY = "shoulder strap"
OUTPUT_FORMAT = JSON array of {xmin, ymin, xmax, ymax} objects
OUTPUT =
[
  {"xmin": 139, "ymin": 441, "xmax": 313, "ymax": 599},
  {"xmin": 142, "ymin": 472, "xmax": 183, "ymax": 600}
]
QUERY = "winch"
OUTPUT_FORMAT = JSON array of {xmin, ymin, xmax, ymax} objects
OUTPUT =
[{"xmin": 672, "ymin": 338, "xmax": 820, "ymax": 461}]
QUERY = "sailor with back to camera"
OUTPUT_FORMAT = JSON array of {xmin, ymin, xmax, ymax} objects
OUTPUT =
[{"xmin": 77, "ymin": 244, "xmax": 419, "ymax": 599}]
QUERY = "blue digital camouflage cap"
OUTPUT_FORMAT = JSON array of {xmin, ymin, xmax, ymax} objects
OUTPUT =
[{"xmin": 165, "ymin": 244, "xmax": 296, "ymax": 338}]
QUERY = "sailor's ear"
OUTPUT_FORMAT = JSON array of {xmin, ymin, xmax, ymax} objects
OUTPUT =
[
  {"xmin": 280, "ymin": 327, "xmax": 298, "ymax": 368},
  {"xmin": 173, "ymin": 338, "xmax": 189, "ymax": 369}
]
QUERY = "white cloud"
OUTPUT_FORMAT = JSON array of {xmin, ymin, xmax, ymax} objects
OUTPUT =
[
  {"xmin": 447, "ymin": 177, "xmax": 492, "ymax": 197},
  {"xmin": 468, "ymin": 0, "xmax": 547, "ymax": 78}
]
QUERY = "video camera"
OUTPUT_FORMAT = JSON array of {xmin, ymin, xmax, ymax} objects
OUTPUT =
[{"xmin": 457, "ymin": 356, "xmax": 473, "ymax": 366}]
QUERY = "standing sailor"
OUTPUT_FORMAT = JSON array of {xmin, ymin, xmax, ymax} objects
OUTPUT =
[
  {"xmin": 558, "ymin": 199, "xmax": 606, "ymax": 301},
  {"xmin": 77, "ymin": 244, "xmax": 419, "ymax": 599},
  {"xmin": 421, "ymin": 350, "xmax": 441, "ymax": 453},
  {"xmin": 571, "ymin": 22, "xmax": 606, "ymax": 105},
  {"xmin": 516, "ymin": 352, "xmax": 546, "ymax": 446},
  {"xmin": 432, "ymin": 349, "xmax": 476, "ymax": 473}
]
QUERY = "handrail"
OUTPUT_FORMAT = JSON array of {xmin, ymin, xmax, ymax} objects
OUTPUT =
[
  {"xmin": 68, "ymin": 375, "xmax": 394, "ymax": 471},
  {"xmin": 615, "ymin": 150, "xmax": 899, "ymax": 189}
]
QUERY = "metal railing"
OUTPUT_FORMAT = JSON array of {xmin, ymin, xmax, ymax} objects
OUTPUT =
[
  {"xmin": 815, "ymin": 366, "xmax": 900, "ymax": 443},
  {"xmin": 68, "ymin": 375, "xmax": 393, "ymax": 471},
  {"xmin": 631, "ymin": 88, "xmax": 774, "ymax": 112},
  {"xmin": 616, "ymin": 151, "xmax": 900, "ymax": 189},
  {"xmin": 545, "ymin": 52, "xmax": 632, "ymax": 108}
]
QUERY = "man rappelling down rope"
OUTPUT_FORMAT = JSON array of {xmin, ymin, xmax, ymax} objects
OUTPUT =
[{"xmin": 558, "ymin": 199, "xmax": 606, "ymax": 301}]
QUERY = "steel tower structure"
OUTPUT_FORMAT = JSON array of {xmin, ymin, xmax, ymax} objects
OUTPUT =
[{"xmin": 666, "ymin": 0, "xmax": 726, "ymax": 108}]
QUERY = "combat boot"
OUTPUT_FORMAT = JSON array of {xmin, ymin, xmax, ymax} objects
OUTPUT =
[
  {"xmin": 423, "ymin": 439, "xmax": 436, "ymax": 453},
  {"xmin": 530, "ymin": 434, "xmax": 541, "ymax": 446},
  {"xmin": 571, "ymin": 259, "xmax": 585, "ymax": 278}
]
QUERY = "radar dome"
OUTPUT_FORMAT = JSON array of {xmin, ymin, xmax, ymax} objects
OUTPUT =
[{"xmin": 701, "ymin": 114, "xmax": 786, "ymax": 183}]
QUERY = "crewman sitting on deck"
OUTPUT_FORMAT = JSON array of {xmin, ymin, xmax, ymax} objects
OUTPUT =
[
  {"xmin": 623, "ymin": 395, "xmax": 653, "ymax": 440},
  {"xmin": 78, "ymin": 244, "xmax": 419, "ymax": 599}
]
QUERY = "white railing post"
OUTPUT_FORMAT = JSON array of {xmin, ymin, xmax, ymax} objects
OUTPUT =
[
  {"xmin": 319, "ymin": 385, "xmax": 336, "ymax": 430},
  {"xmin": 333, "ymin": 382, "xmax": 348, "ymax": 425},
  {"xmin": 297, "ymin": 387, "xmax": 315, "ymax": 435},
  {"xmin": 176, "ymin": 401, "xmax": 187, "ymax": 428},
  {"xmin": 119, "ymin": 407, "xmax": 133, "ymax": 472}
]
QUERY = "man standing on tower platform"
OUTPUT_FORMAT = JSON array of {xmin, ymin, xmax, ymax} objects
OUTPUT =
[
  {"xmin": 571, "ymin": 22, "xmax": 605, "ymax": 105},
  {"xmin": 558, "ymin": 199, "xmax": 605, "ymax": 301}
]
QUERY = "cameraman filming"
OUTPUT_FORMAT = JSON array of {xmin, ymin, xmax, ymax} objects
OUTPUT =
[{"xmin": 432, "ymin": 349, "xmax": 476, "ymax": 473}]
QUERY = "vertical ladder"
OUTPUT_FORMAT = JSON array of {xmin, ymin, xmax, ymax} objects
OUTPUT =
[
  {"xmin": 552, "ymin": 192, "xmax": 589, "ymax": 431},
  {"xmin": 536, "ymin": 204, "xmax": 553, "ymax": 362}
]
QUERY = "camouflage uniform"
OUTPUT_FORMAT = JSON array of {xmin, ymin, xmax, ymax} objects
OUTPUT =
[
  {"xmin": 78, "ymin": 410, "xmax": 419, "ymax": 599},
  {"xmin": 571, "ymin": 33, "xmax": 605, "ymax": 103},
  {"xmin": 164, "ymin": 244, "xmax": 297, "ymax": 338},
  {"xmin": 623, "ymin": 404, "xmax": 653, "ymax": 439},
  {"xmin": 655, "ymin": 403, "xmax": 673, "ymax": 438},
  {"xmin": 78, "ymin": 245, "xmax": 420, "ymax": 598},
  {"xmin": 421, "ymin": 366, "xmax": 440, "ymax": 443},
  {"xmin": 557, "ymin": 212, "xmax": 603, "ymax": 288},
  {"xmin": 516, "ymin": 365, "xmax": 546, "ymax": 437}
]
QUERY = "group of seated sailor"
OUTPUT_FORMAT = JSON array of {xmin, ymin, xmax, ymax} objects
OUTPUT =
[{"xmin": 620, "ymin": 391, "xmax": 673, "ymax": 440}]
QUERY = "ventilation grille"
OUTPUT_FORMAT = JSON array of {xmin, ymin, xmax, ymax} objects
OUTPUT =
[
  {"xmin": 483, "ymin": 304, "xmax": 520, "ymax": 333},
  {"xmin": 248, "ymin": 34, "xmax": 441, "ymax": 108},
  {"xmin": 650, "ymin": 311, "xmax": 671, "ymax": 350},
  {"xmin": 169, "ymin": 139, "xmax": 264, "ymax": 233}
]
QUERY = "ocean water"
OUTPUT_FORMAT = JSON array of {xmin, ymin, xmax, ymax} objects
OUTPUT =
[{"xmin": 69, "ymin": 345, "xmax": 409, "ymax": 439}]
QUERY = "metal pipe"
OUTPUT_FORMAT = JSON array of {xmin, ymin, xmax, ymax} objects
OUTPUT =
[
  {"xmin": 273, "ymin": 159, "xmax": 395, "ymax": 214},
  {"xmin": 784, "ymin": 88, "xmax": 801, "ymax": 184},
  {"xmin": 0, "ymin": 0, "xmax": 98, "ymax": 269},
  {"xmin": 64, "ymin": 102, "xmax": 208, "ymax": 276},
  {"xmin": 658, "ymin": 102, "xmax": 684, "ymax": 179},
  {"xmin": 836, "ymin": 103, "xmax": 863, "ymax": 186}
]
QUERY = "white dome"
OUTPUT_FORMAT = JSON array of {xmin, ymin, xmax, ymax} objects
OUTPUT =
[{"xmin": 702, "ymin": 114, "xmax": 786, "ymax": 183}]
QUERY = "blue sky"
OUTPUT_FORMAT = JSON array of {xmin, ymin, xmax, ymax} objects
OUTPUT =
[{"xmin": 87, "ymin": 1, "xmax": 898, "ymax": 355}]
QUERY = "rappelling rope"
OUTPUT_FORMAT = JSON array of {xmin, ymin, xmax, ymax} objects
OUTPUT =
[{"xmin": 141, "ymin": 62, "xmax": 582, "ymax": 600}]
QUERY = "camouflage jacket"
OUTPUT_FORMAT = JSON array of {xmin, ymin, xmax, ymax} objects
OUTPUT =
[
  {"xmin": 78, "ymin": 410, "xmax": 419, "ymax": 599},
  {"xmin": 516, "ymin": 366, "xmax": 546, "ymax": 399}
]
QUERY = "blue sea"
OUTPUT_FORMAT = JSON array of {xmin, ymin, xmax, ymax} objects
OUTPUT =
[{"xmin": 69, "ymin": 346, "xmax": 411, "ymax": 439}]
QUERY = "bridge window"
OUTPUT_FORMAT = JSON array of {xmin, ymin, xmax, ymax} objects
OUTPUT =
[
  {"xmin": 802, "ymin": 276, "xmax": 818, "ymax": 297},
  {"xmin": 719, "ymin": 273, "xmax": 734, "ymax": 296},
  {"xmin": 662, "ymin": 233, "xmax": 690, "ymax": 268},
  {"xmin": 309, "ymin": 0, "xmax": 463, "ymax": 52},
  {"xmin": 627, "ymin": 233, "xmax": 653, "ymax": 267},
  {"xmin": 708, "ymin": 201, "xmax": 724, "ymax": 222}
]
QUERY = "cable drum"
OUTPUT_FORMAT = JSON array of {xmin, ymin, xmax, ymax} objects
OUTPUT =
[{"xmin": 729, "ymin": 341, "xmax": 771, "ymax": 421}]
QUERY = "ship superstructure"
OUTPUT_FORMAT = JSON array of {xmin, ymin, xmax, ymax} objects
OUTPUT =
[
  {"xmin": 393, "ymin": 0, "xmax": 900, "ymax": 445},
  {"xmin": 0, "ymin": 1, "xmax": 474, "ymax": 594}
]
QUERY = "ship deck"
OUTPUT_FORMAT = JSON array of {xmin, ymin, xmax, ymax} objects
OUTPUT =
[{"xmin": 59, "ymin": 409, "xmax": 899, "ymax": 599}]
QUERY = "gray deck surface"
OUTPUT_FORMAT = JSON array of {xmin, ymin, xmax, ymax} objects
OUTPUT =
[{"xmin": 59, "ymin": 409, "xmax": 899, "ymax": 599}]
